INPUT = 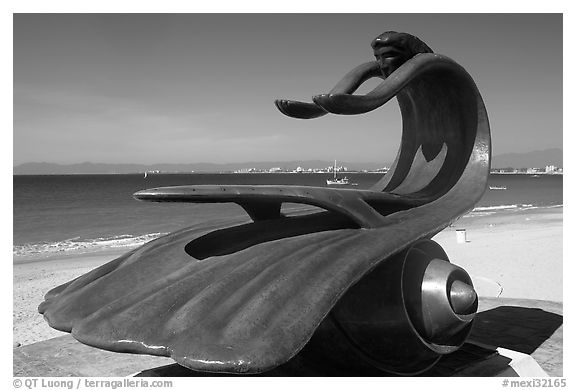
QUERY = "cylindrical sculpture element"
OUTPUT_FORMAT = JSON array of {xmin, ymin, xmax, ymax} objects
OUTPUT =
[{"xmin": 327, "ymin": 240, "xmax": 477, "ymax": 374}]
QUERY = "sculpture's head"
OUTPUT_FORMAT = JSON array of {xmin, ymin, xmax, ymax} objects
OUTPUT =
[{"xmin": 371, "ymin": 31, "xmax": 433, "ymax": 77}]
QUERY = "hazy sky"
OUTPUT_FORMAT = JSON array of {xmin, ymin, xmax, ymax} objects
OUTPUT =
[{"xmin": 13, "ymin": 13, "xmax": 562, "ymax": 165}]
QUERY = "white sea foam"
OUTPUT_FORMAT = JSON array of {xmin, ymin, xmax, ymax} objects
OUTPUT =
[
  {"xmin": 13, "ymin": 232, "xmax": 168, "ymax": 259},
  {"xmin": 464, "ymin": 203, "xmax": 562, "ymax": 217},
  {"xmin": 473, "ymin": 204, "xmax": 529, "ymax": 212}
]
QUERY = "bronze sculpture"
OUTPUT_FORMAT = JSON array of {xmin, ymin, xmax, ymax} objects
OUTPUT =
[{"xmin": 39, "ymin": 31, "xmax": 491, "ymax": 375}]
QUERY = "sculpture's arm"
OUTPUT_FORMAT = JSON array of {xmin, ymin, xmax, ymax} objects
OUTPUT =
[
  {"xmin": 312, "ymin": 54, "xmax": 427, "ymax": 115},
  {"xmin": 275, "ymin": 61, "xmax": 382, "ymax": 119},
  {"xmin": 312, "ymin": 86, "xmax": 397, "ymax": 115},
  {"xmin": 328, "ymin": 61, "xmax": 383, "ymax": 94}
]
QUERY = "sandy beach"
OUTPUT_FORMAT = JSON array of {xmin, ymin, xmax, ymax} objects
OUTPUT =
[
  {"xmin": 13, "ymin": 250, "xmax": 128, "ymax": 346},
  {"xmin": 13, "ymin": 207, "xmax": 563, "ymax": 347},
  {"xmin": 436, "ymin": 206, "xmax": 563, "ymax": 302}
]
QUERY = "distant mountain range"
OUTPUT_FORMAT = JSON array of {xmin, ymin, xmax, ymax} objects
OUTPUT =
[
  {"xmin": 13, "ymin": 149, "xmax": 563, "ymax": 175},
  {"xmin": 490, "ymin": 148, "xmax": 563, "ymax": 169}
]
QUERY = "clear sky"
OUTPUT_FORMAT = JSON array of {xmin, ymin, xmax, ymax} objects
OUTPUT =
[{"xmin": 13, "ymin": 13, "xmax": 562, "ymax": 165}]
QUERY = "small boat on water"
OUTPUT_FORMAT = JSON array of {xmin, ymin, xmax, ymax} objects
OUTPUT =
[
  {"xmin": 327, "ymin": 177, "xmax": 351, "ymax": 185},
  {"xmin": 489, "ymin": 186, "xmax": 507, "ymax": 190},
  {"xmin": 326, "ymin": 160, "xmax": 357, "ymax": 186}
]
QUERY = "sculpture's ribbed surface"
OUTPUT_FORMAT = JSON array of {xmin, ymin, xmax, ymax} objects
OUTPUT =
[{"xmin": 39, "ymin": 32, "xmax": 490, "ymax": 374}]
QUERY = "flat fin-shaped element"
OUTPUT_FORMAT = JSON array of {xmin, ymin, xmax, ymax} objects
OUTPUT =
[{"xmin": 133, "ymin": 185, "xmax": 418, "ymax": 228}]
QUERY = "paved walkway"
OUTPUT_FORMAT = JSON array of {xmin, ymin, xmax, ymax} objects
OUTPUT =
[{"xmin": 470, "ymin": 297, "xmax": 563, "ymax": 376}]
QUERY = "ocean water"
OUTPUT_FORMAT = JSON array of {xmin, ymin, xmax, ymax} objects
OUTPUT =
[{"xmin": 13, "ymin": 173, "xmax": 562, "ymax": 260}]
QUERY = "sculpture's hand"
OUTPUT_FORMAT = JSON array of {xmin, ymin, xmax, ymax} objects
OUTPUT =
[
  {"xmin": 274, "ymin": 99, "xmax": 328, "ymax": 119},
  {"xmin": 275, "ymin": 62, "xmax": 381, "ymax": 119}
]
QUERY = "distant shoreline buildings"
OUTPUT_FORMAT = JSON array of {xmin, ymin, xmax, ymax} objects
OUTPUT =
[
  {"xmin": 154, "ymin": 163, "xmax": 563, "ymax": 175},
  {"xmin": 233, "ymin": 164, "xmax": 390, "ymax": 174},
  {"xmin": 232, "ymin": 164, "xmax": 563, "ymax": 175},
  {"xmin": 490, "ymin": 165, "xmax": 563, "ymax": 175},
  {"xmin": 13, "ymin": 161, "xmax": 563, "ymax": 176}
]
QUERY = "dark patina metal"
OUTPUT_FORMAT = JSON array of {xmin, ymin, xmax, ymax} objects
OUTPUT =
[{"xmin": 39, "ymin": 31, "xmax": 490, "ymax": 375}]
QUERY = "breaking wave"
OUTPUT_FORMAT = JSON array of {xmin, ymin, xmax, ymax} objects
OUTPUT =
[
  {"xmin": 465, "ymin": 203, "xmax": 562, "ymax": 217},
  {"xmin": 13, "ymin": 232, "xmax": 168, "ymax": 259}
]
